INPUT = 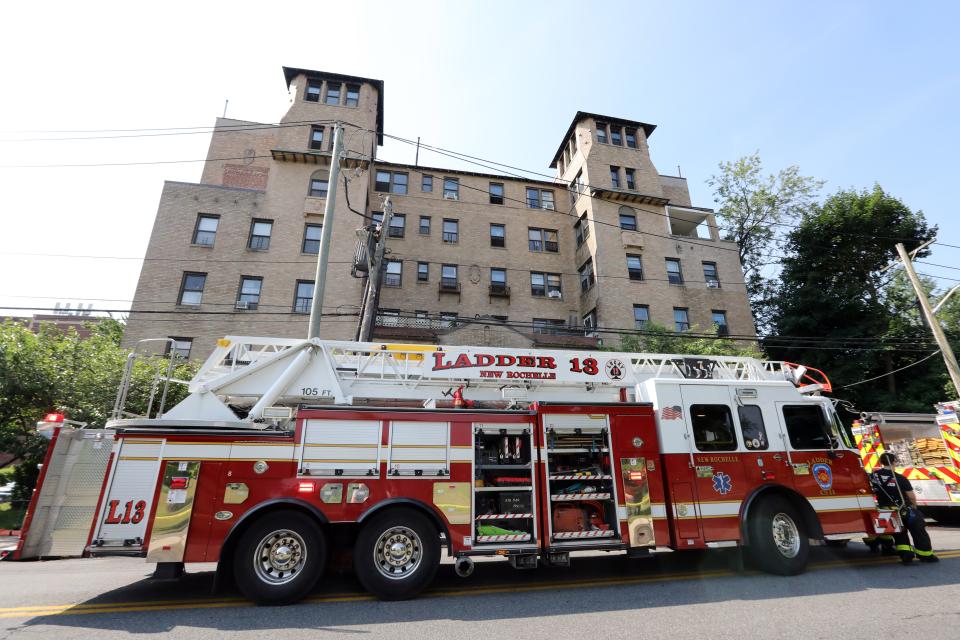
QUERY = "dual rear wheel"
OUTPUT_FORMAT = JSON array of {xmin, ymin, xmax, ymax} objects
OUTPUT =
[{"xmin": 232, "ymin": 508, "xmax": 440, "ymax": 605}]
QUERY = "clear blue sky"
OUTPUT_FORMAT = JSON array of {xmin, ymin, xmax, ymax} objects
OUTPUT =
[{"xmin": 1, "ymin": 0, "xmax": 957, "ymax": 316}]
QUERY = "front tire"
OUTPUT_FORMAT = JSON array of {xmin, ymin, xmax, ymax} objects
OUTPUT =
[
  {"xmin": 233, "ymin": 510, "xmax": 327, "ymax": 605},
  {"xmin": 354, "ymin": 508, "xmax": 440, "ymax": 600},
  {"xmin": 748, "ymin": 498, "xmax": 809, "ymax": 575}
]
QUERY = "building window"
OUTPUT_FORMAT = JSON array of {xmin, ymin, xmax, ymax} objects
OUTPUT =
[
  {"xmin": 490, "ymin": 183, "xmax": 504, "ymax": 205},
  {"xmin": 578, "ymin": 259, "xmax": 595, "ymax": 293},
  {"xmin": 443, "ymin": 177, "xmax": 459, "ymax": 200},
  {"xmin": 533, "ymin": 318, "xmax": 567, "ymax": 335},
  {"xmin": 625, "ymin": 128, "xmax": 637, "ymax": 148},
  {"xmin": 633, "ymin": 305, "xmax": 649, "ymax": 330},
  {"xmin": 666, "ymin": 258, "xmax": 683, "ymax": 285},
  {"xmin": 167, "ymin": 337, "xmax": 193, "ymax": 360},
  {"xmin": 309, "ymin": 126, "xmax": 324, "ymax": 151},
  {"xmin": 371, "ymin": 211, "xmax": 384, "ymax": 225},
  {"xmin": 619, "ymin": 207, "xmax": 637, "ymax": 231},
  {"xmin": 237, "ymin": 276, "xmax": 262, "ymax": 308},
  {"xmin": 302, "ymin": 224, "xmax": 322, "ymax": 254},
  {"xmin": 610, "ymin": 166, "xmax": 621, "ymax": 189},
  {"xmin": 712, "ymin": 310, "xmax": 729, "ymax": 335},
  {"xmin": 596, "ymin": 123, "xmax": 608, "ymax": 144},
  {"xmin": 674, "ymin": 307, "xmax": 690, "ymax": 331},
  {"xmin": 441, "ymin": 264, "xmax": 458, "ymax": 289},
  {"xmin": 583, "ymin": 310, "xmax": 597, "ymax": 331},
  {"xmin": 375, "ymin": 171, "xmax": 408, "ymax": 194},
  {"xmin": 610, "ymin": 126, "xmax": 623, "ymax": 146},
  {"xmin": 530, "ymin": 272, "xmax": 561, "ymax": 298},
  {"xmin": 625, "ymin": 168, "xmax": 636, "ymax": 190},
  {"xmin": 703, "ymin": 261, "xmax": 720, "ymax": 287},
  {"xmin": 309, "ymin": 173, "xmax": 329, "ymax": 198},
  {"xmin": 442, "ymin": 219, "xmax": 459, "ymax": 243},
  {"xmin": 388, "ymin": 213, "xmax": 406, "ymax": 238},
  {"xmin": 575, "ymin": 214, "xmax": 590, "ymax": 247},
  {"xmin": 192, "ymin": 214, "xmax": 219, "ymax": 246},
  {"xmin": 293, "ymin": 280, "xmax": 314, "ymax": 313},
  {"xmin": 626, "ymin": 254, "xmax": 644, "ymax": 281},
  {"xmin": 305, "ymin": 80, "xmax": 322, "ymax": 102},
  {"xmin": 691, "ymin": 404, "xmax": 737, "ymax": 452},
  {"xmin": 490, "ymin": 268, "xmax": 507, "ymax": 292},
  {"xmin": 422, "ymin": 175, "xmax": 433, "ymax": 192},
  {"xmin": 528, "ymin": 228, "xmax": 558, "ymax": 252},
  {"xmin": 417, "ymin": 261, "xmax": 429, "ymax": 282},
  {"xmin": 490, "ymin": 223, "xmax": 505, "ymax": 248},
  {"xmin": 178, "ymin": 272, "xmax": 206, "ymax": 306},
  {"xmin": 384, "ymin": 260, "xmax": 402, "ymax": 287},
  {"xmin": 248, "ymin": 219, "xmax": 273, "ymax": 251},
  {"xmin": 419, "ymin": 215, "xmax": 431, "ymax": 235},
  {"xmin": 325, "ymin": 82, "xmax": 341, "ymax": 105},
  {"xmin": 345, "ymin": 84, "xmax": 360, "ymax": 107},
  {"xmin": 526, "ymin": 188, "xmax": 555, "ymax": 209}
]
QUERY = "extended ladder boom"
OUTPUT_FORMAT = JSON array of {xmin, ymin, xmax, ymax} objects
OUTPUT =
[{"xmin": 133, "ymin": 337, "xmax": 820, "ymax": 426}]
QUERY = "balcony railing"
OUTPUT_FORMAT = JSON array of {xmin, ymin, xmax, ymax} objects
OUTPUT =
[
  {"xmin": 489, "ymin": 283, "xmax": 510, "ymax": 297},
  {"xmin": 439, "ymin": 279, "xmax": 460, "ymax": 293}
]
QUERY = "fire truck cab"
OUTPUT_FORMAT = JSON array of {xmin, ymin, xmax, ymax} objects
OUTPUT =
[{"xmin": 16, "ymin": 338, "xmax": 895, "ymax": 604}]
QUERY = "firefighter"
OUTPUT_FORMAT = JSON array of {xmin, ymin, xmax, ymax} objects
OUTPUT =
[{"xmin": 869, "ymin": 453, "xmax": 938, "ymax": 564}]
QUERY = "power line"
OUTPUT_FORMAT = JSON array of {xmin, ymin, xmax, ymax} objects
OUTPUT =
[
  {"xmin": 368, "ymin": 126, "xmax": 960, "ymax": 252},
  {"xmin": 836, "ymin": 350, "xmax": 943, "ymax": 388},
  {"xmin": 0, "ymin": 119, "xmax": 339, "ymax": 143}
]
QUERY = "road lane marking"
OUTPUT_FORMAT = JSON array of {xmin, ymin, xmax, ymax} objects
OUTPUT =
[{"xmin": 3, "ymin": 549, "xmax": 958, "ymax": 619}]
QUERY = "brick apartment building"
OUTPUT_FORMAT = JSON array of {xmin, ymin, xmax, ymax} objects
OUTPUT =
[{"xmin": 123, "ymin": 66, "xmax": 754, "ymax": 360}]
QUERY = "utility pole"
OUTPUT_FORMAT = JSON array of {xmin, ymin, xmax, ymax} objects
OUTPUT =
[
  {"xmin": 895, "ymin": 242, "xmax": 960, "ymax": 396},
  {"xmin": 307, "ymin": 122, "xmax": 344, "ymax": 339},
  {"xmin": 358, "ymin": 196, "xmax": 393, "ymax": 341}
]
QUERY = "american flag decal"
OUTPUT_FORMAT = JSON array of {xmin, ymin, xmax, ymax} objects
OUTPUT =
[{"xmin": 660, "ymin": 405, "xmax": 683, "ymax": 420}]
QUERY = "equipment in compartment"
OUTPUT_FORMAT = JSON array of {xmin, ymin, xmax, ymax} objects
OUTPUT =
[
  {"xmin": 543, "ymin": 424, "xmax": 618, "ymax": 543},
  {"xmin": 473, "ymin": 426, "xmax": 536, "ymax": 545}
]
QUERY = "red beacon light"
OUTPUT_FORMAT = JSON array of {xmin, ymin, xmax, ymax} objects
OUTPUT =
[{"xmin": 43, "ymin": 413, "xmax": 65, "ymax": 423}]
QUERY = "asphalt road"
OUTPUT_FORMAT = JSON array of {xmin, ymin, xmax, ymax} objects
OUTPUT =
[{"xmin": 2, "ymin": 525, "xmax": 959, "ymax": 640}]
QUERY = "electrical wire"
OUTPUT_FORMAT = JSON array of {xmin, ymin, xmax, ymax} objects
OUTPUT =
[{"xmin": 836, "ymin": 350, "xmax": 943, "ymax": 388}]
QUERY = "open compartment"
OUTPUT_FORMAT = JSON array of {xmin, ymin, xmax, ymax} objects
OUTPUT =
[
  {"xmin": 472, "ymin": 425, "xmax": 537, "ymax": 545},
  {"xmin": 542, "ymin": 414, "xmax": 619, "ymax": 543}
]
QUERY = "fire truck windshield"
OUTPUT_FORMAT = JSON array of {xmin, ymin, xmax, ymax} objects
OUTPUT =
[{"xmin": 827, "ymin": 404, "xmax": 856, "ymax": 449}]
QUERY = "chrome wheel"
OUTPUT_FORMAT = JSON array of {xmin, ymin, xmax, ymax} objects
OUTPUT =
[
  {"xmin": 772, "ymin": 512, "xmax": 800, "ymax": 558},
  {"xmin": 253, "ymin": 529, "xmax": 307, "ymax": 585},
  {"xmin": 373, "ymin": 526, "xmax": 423, "ymax": 580}
]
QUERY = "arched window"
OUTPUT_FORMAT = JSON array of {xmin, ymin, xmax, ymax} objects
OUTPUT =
[{"xmin": 308, "ymin": 170, "xmax": 329, "ymax": 198}]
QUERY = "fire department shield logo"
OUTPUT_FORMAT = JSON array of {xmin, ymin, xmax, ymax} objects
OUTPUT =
[
  {"xmin": 605, "ymin": 358, "xmax": 625, "ymax": 381},
  {"xmin": 812, "ymin": 463, "xmax": 833, "ymax": 491}
]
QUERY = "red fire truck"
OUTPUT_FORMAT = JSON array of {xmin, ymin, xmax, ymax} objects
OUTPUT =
[{"xmin": 16, "ymin": 337, "xmax": 897, "ymax": 604}]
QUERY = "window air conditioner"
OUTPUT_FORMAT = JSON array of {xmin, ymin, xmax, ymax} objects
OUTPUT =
[
  {"xmin": 542, "ymin": 202, "xmax": 555, "ymax": 210},
  {"xmin": 707, "ymin": 281, "xmax": 720, "ymax": 288},
  {"xmin": 235, "ymin": 301, "xmax": 258, "ymax": 310},
  {"xmin": 444, "ymin": 193, "xmax": 459, "ymax": 201},
  {"xmin": 547, "ymin": 290, "xmax": 563, "ymax": 299}
]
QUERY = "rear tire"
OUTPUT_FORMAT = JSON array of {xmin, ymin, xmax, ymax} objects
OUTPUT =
[
  {"xmin": 354, "ymin": 508, "xmax": 440, "ymax": 600},
  {"xmin": 233, "ymin": 510, "xmax": 327, "ymax": 605},
  {"xmin": 747, "ymin": 498, "xmax": 809, "ymax": 575}
]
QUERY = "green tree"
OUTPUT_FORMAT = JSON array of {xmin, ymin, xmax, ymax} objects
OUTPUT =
[
  {"xmin": 708, "ymin": 153, "xmax": 823, "ymax": 329},
  {"xmin": 768, "ymin": 185, "xmax": 939, "ymax": 411},
  {"xmin": 0, "ymin": 319, "xmax": 197, "ymax": 502},
  {"xmin": 619, "ymin": 323, "xmax": 764, "ymax": 358}
]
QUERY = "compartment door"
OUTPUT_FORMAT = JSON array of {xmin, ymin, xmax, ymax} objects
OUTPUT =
[
  {"xmin": 90, "ymin": 438, "xmax": 164, "ymax": 554},
  {"xmin": 610, "ymin": 410, "xmax": 662, "ymax": 548}
]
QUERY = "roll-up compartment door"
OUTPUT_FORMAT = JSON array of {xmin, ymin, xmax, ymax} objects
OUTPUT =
[{"xmin": 300, "ymin": 419, "xmax": 381, "ymax": 477}]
